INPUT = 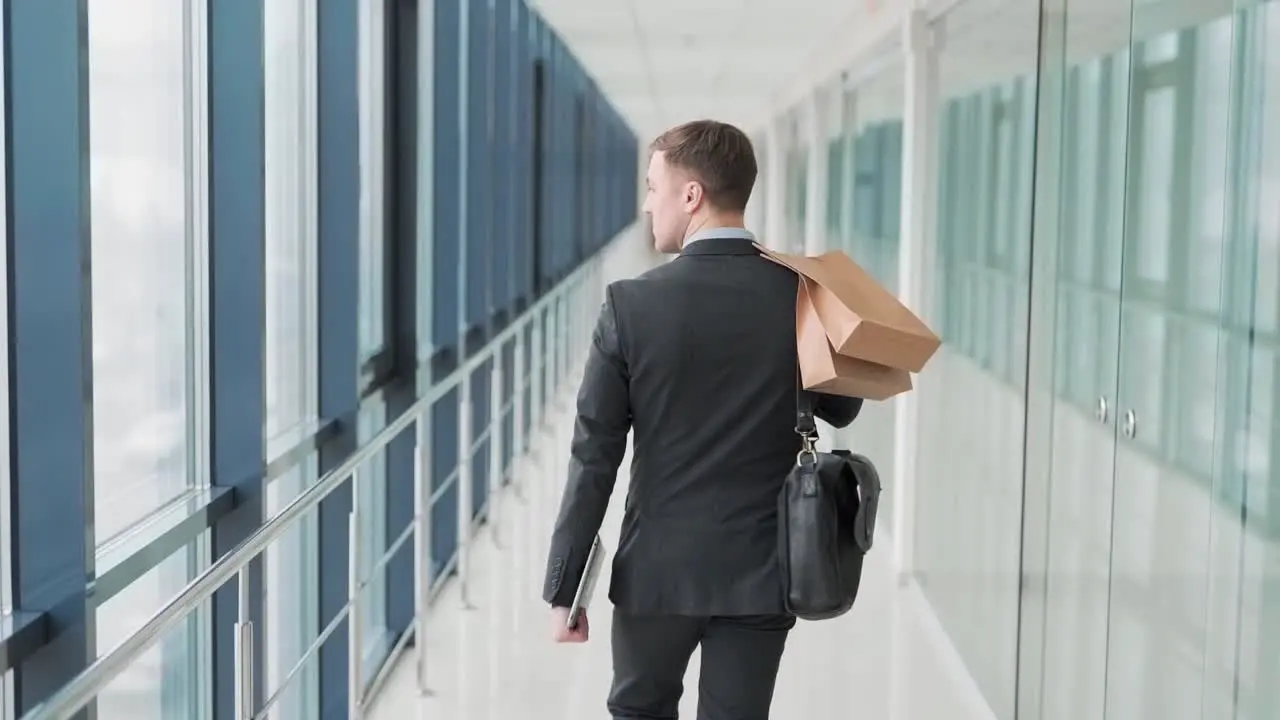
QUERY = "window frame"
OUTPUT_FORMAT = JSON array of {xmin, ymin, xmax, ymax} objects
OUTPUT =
[
  {"xmin": 261, "ymin": 0, "xmax": 322, "ymax": 715},
  {"xmin": 86, "ymin": 0, "xmax": 213, "ymax": 550},
  {"xmin": 84, "ymin": 0, "xmax": 214, "ymax": 715},
  {"xmin": 0, "ymin": 0, "xmax": 12, "ymax": 625},
  {"xmin": 355, "ymin": 0, "xmax": 392, "ymax": 680}
]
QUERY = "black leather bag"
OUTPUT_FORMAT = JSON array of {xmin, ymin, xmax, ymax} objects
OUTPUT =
[{"xmin": 776, "ymin": 386, "xmax": 882, "ymax": 621}]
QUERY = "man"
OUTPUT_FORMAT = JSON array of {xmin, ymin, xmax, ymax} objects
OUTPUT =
[{"xmin": 542, "ymin": 120, "xmax": 862, "ymax": 719}]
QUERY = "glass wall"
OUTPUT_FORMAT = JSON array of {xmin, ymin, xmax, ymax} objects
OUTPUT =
[
  {"xmin": 1223, "ymin": 11, "xmax": 1280, "ymax": 716},
  {"xmin": 96, "ymin": 546, "xmax": 208, "ymax": 719},
  {"xmin": 0, "ymin": 0, "xmax": 635, "ymax": 714},
  {"xmin": 0, "ymin": 0, "xmax": 10, "ymax": 623},
  {"xmin": 781, "ymin": 112, "xmax": 809, "ymax": 252},
  {"xmin": 0, "ymin": 12, "xmax": 10, "ymax": 716},
  {"xmin": 86, "ymin": 0, "xmax": 210, "ymax": 716},
  {"xmin": 837, "ymin": 64, "xmax": 904, "ymax": 292},
  {"xmin": 908, "ymin": 2, "xmax": 1041, "ymax": 716},
  {"xmin": 262, "ymin": 0, "xmax": 320, "ymax": 715},
  {"xmin": 832, "ymin": 58, "xmax": 905, "ymax": 531},
  {"xmin": 1021, "ymin": 1, "xmax": 1280, "ymax": 718},
  {"xmin": 355, "ymin": 0, "xmax": 392, "ymax": 682},
  {"xmin": 798, "ymin": 1, "xmax": 1280, "ymax": 719},
  {"xmin": 87, "ymin": 0, "xmax": 204, "ymax": 546}
]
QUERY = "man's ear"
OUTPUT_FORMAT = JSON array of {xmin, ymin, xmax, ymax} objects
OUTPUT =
[{"xmin": 684, "ymin": 182, "xmax": 704, "ymax": 210}]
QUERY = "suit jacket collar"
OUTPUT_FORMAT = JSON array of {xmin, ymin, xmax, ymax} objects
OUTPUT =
[{"xmin": 679, "ymin": 236, "xmax": 761, "ymax": 258}]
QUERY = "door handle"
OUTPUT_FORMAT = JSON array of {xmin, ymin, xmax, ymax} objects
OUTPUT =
[
  {"xmin": 1122, "ymin": 409, "xmax": 1137, "ymax": 439},
  {"xmin": 1095, "ymin": 396, "xmax": 1109, "ymax": 424}
]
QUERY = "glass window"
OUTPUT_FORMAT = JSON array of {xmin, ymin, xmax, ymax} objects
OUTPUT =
[
  {"xmin": 356, "ymin": 397, "xmax": 389, "ymax": 680},
  {"xmin": 263, "ymin": 0, "xmax": 320, "ymax": 716},
  {"xmin": 915, "ymin": 4, "xmax": 1040, "ymax": 717},
  {"xmin": 1185, "ymin": 16, "xmax": 1232, "ymax": 316},
  {"xmin": 1101, "ymin": 51, "xmax": 1132, "ymax": 293},
  {"xmin": 356, "ymin": 0, "xmax": 390, "ymax": 681},
  {"xmin": 1131, "ymin": 83, "xmax": 1175, "ymax": 290},
  {"xmin": 87, "ymin": 0, "xmax": 202, "ymax": 545},
  {"xmin": 264, "ymin": 474, "xmax": 319, "ymax": 717},
  {"xmin": 86, "ymin": 3, "xmax": 209, "ymax": 717},
  {"xmin": 96, "ymin": 542, "xmax": 209, "ymax": 719},
  {"xmin": 264, "ymin": 0, "xmax": 319, "ymax": 456},
  {"xmin": 1069, "ymin": 62, "xmax": 1101, "ymax": 285},
  {"xmin": 0, "ymin": 0, "xmax": 10, "ymax": 622},
  {"xmin": 1233, "ymin": 6, "xmax": 1280, "ymax": 718},
  {"xmin": 358, "ymin": 0, "xmax": 388, "ymax": 379},
  {"xmin": 0, "ymin": 14, "xmax": 10, "ymax": 709}
]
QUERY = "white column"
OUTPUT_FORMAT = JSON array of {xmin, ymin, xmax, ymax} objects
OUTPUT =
[
  {"xmin": 802, "ymin": 89, "xmax": 830, "ymax": 256},
  {"xmin": 891, "ymin": 7, "xmax": 941, "ymax": 574},
  {"xmin": 762, "ymin": 118, "xmax": 787, "ymax": 250}
]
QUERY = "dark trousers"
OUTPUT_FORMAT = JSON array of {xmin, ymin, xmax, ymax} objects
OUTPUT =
[{"xmin": 608, "ymin": 609, "xmax": 796, "ymax": 720}]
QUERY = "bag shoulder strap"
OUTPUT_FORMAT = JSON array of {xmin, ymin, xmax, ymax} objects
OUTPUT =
[{"xmin": 796, "ymin": 371, "xmax": 818, "ymax": 461}]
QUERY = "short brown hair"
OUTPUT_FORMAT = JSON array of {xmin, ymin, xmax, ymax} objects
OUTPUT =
[{"xmin": 650, "ymin": 120, "xmax": 757, "ymax": 212}]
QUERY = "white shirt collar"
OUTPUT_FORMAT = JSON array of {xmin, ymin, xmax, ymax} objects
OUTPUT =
[{"xmin": 683, "ymin": 227, "xmax": 756, "ymax": 247}]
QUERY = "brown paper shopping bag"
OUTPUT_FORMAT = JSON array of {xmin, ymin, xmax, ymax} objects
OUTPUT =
[
  {"xmin": 758, "ymin": 243, "xmax": 940, "ymax": 373},
  {"xmin": 797, "ymin": 277, "xmax": 913, "ymax": 401}
]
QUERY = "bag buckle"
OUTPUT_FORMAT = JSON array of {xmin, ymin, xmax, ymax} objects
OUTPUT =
[{"xmin": 796, "ymin": 431, "xmax": 818, "ymax": 467}]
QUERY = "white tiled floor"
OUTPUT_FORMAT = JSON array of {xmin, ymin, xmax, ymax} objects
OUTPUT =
[{"xmin": 366, "ymin": 230, "xmax": 995, "ymax": 719}]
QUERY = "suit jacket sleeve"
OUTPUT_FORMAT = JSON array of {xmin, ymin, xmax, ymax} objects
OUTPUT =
[
  {"xmin": 814, "ymin": 393, "xmax": 862, "ymax": 429},
  {"xmin": 542, "ymin": 285, "xmax": 632, "ymax": 607}
]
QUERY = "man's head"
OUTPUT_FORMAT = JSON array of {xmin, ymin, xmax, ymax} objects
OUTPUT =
[{"xmin": 642, "ymin": 120, "xmax": 757, "ymax": 254}]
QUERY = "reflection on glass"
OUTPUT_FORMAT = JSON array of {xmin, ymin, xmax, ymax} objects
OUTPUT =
[
  {"xmin": 264, "ymin": 461, "xmax": 319, "ymax": 719},
  {"xmin": 1131, "ymin": 86, "xmax": 1174, "ymax": 287},
  {"xmin": 914, "ymin": 3, "xmax": 1041, "ymax": 718},
  {"xmin": 355, "ymin": 0, "xmax": 391, "ymax": 682},
  {"xmin": 358, "ymin": 0, "xmax": 387, "ymax": 370},
  {"xmin": 1027, "ymin": 3, "xmax": 1280, "ymax": 719},
  {"xmin": 264, "ymin": 0, "xmax": 318, "ymax": 454},
  {"xmin": 0, "ymin": 4, "xmax": 9, "ymax": 620},
  {"xmin": 832, "ymin": 72, "xmax": 903, "ymax": 532},
  {"xmin": 1227, "ymin": 6, "xmax": 1280, "ymax": 718},
  {"xmin": 96, "ymin": 543, "xmax": 206, "ymax": 719},
  {"xmin": 1106, "ymin": 10, "xmax": 1231, "ymax": 719},
  {"xmin": 263, "ymin": 0, "xmax": 320, "ymax": 716},
  {"xmin": 356, "ymin": 398, "xmax": 390, "ymax": 682},
  {"xmin": 87, "ymin": 0, "xmax": 194, "ymax": 544}
]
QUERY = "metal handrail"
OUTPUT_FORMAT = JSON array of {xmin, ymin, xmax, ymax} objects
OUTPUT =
[{"xmin": 22, "ymin": 251, "xmax": 604, "ymax": 720}]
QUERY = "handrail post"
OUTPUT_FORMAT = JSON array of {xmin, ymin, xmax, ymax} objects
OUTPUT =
[
  {"xmin": 569, "ymin": 284, "xmax": 576, "ymax": 373},
  {"xmin": 512, "ymin": 330, "xmax": 527, "ymax": 502},
  {"xmin": 557, "ymin": 295, "xmax": 567, "ymax": 396},
  {"xmin": 530, "ymin": 316, "xmax": 544, "ymax": 440},
  {"xmin": 457, "ymin": 375, "xmax": 474, "ymax": 609},
  {"xmin": 545, "ymin": 301, "xmax": 558, "ymax": 421},
  {"xmin": 569, "ymin": 279, "xmax": 580, "ymax": 369},
  {"xmin": 348, "ymin": 496, "xmax": 363, "ymax": 719},
  {"xmin": 234, "ymin": 567, "xmax": 254, "ymax": 720},
  {"xmin": 554, "ymin": 293, "xmax": 564, "ymax": 392},
  {"xmin": 412, "ymin": 409, "xmax": 434, "ymax": 696},
  {"xmin": 489, "ymin": 349, "xmax": 504, "ymax": 547},
  {"xmin": 559, "ymin": 290, "xmax": 570, "ymax": 387}
]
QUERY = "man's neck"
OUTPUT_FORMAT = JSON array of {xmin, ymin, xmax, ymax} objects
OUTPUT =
[
  {"xmin": 682, "ymin": 225, "xmax": 756, "ymax": 248},
  {"xmin": 690, "ymin": 213, "xmax": 746, "ymax": 234}
]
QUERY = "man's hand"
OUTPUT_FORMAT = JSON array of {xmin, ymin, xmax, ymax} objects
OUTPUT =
[{"xmin": 551, "ymin": 607, "xmax": 589, "ymax": 643}]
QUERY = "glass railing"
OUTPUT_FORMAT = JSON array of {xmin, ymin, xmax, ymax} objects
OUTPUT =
[{"xmin": 21, "ymin": 249, "xmax": 607, "ymax": 720}]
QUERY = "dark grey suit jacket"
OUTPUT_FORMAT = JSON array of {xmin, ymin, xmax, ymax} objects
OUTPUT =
[{"xmin": 541, "ymin": 235, "xmax": 862, "ymax": 616}]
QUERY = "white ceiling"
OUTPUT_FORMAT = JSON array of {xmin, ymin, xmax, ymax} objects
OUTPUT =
[
  {"xmin": 529, "ymin": 0, "xmax": 877, "ymax": 140},
  {"xmin": 531, "ymin": 0, "xmax": 1237, "ymax": 142}
]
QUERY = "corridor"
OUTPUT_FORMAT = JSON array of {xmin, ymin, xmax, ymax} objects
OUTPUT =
[{"xmin": 367, "ymin": 351, "xmax": 993, "ymax": 719}]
